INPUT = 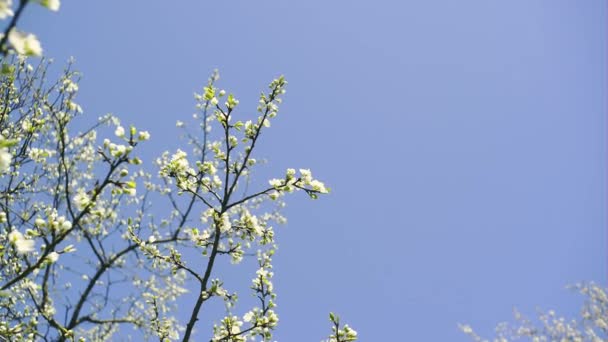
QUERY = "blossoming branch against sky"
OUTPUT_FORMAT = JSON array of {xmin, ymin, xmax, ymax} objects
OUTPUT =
[{"xmin": 0, "ymin": 0, "xmax": 604, "ymax": 341}]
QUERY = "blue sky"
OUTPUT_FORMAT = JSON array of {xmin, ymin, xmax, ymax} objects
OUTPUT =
[{"xmin": 23, "ymin": 1, "xmax": 606, "ymax": 340}]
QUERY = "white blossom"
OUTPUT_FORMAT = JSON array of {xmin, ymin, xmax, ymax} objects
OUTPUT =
[
  {"xmin": 0, "ymin": 0, "xmax": 13, "ymax": 19},
  {"xmin": 45, "ymin": 251, "xmax": 60, "ymax": 263},
  {"xmin": 138, "ymin": 130, "xmax": 151, "ymax": 141},
  {"xmin": 115, "ymin": 126, "xmax": 125, "ymax": 137},
  {"xmin": 310, "ymin": 179, "xmax": 328, "ymax": 193},
  {"xmin": 217, "ymin": 213, "xmax": 231, "ymax": 232},
  {"xmin": 62, "ymin": 78, "xmax": 78, "ymax": 92},
  {"xmin": 8, "ymin": 230, "xmax": 35, "ymax": 254},
  {"xmin": 243, "ymin": 311, "xmax": 254, "ymax": 322},
  {"xmin": 299, "ymin": 168, "xmax": 312, "ymax": 184},
  {"xmin": 0, "ymin": 147, "xmax": 11, "ymax": 172},
  {"xmin": 8, "ymin": 30, "xmax": 42, "ymax": 56},
  {"xmin": 39, "ymin": 0, "xmax": 60, "ymax": 11},
  {"xmin": 73, "ymin": 190, "xmax": 91, "ymax": 211}
]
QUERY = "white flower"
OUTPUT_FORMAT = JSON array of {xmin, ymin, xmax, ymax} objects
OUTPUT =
[
  {"xmin": 114, "ymin": 126, "xmax": 125, "ymax": 137},
  {"xmin": 228, "ymin": 135, "xmax": 238, "ymax": 147},
  {"xmin": 62, "ymin": 78, "xmax": 78, "ymax": 93},
  {"xmin": 6, "ymin": 230, "xmax": 20, "ymax": 242},
  {"xmin": 73, "ymin": 190, "xmax": 91, "ymax": 211},
  {"xmin": 60, "ymin": 220, "xmax": 72, "ymax": 231},
  {"xmin": 0, "ymin": 0, "xmax": 13, "ymax": 19},
  {"xmin": 460, "ymin": 324, "xmax": 473, "ymax": 334},
  {"xmin": 310, "ymin": 179, "xmax": 328, "ymax": 193},
  {"xmin": 8, "ymin": 30, "xmax": 42, "ymax": 56},
  {"xmin": 39, "ymin": 0, "xmax": 60, "ymax": 11},
  {"xmin": 109, "ymin": 143, "xmax": 128, "ymax": 157},
  {"xmin": 343, "ymin": 325, "xmax": 358, "ymax": 339},
  {"xmin": 0, "ymin": 147, "xmax": 11, "ymax": 172},
  {"xmin": 45, "ymin": 251, "xmax": 59, "ymax": 264},
  {"xmin": 138, "ymin": 131, "xmax": 150, "ymax": 141},
  {"xmin": 286, "ymin": 168, "xmax": 296, "ymax": 179},
  {"xmin": 53, "ymin": 216, "xmax": 72, "ymax": 232},
  {"xmin": 269, "ymin": 178, "xmax": 283, "ymax": 188},
  {"xmin": 67, "ymin": 100, "xmax": 82, "ymax": 113},
  {"xmin": 28, "ymin": 147, "xmax": 54, "ymax": 163},
  {"xmin": 8, "ymin": 230, "xmax": 35, "ymax": 254},
  {"xmin": 0, "ymin": 134, "xmax": 14, "ymax": 172},
  {"xmin": 24, "ymin": 279, "xmax": 39, "ymax": 294},
  {"xmin": 217, "ymin": 213, "xmax": 231, "ymax": 232},
  {"xmin": 268, "ymin": 191, "xmax": 280, "ymax": 200},
  {"xmin": 299, "ymin": 169, "xmax": 312, "ymax": 184}
]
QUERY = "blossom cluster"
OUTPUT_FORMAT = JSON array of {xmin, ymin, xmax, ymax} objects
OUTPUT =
[
  {"xmin": 460, "ymin": 283, "xmax": 608, "ymax": 342},
  {"xmin": 142, "ymin": 71, "xmax": 340, "ymax": 341},
  {"xmin": 0, "ymin": 51, "xmax": 353, "ymax": 342},
  {"xmin": 0, "ymin": 0, "xmax": 60, "ymax": 56},
  {"xmin": 0, "ymin": 58, "xmax": 163, "ymax": 341},
  {"xmin": 325, "ymin": 313, "xmax": 358, "ymax": 342}
]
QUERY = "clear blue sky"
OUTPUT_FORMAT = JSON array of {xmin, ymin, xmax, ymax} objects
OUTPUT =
[{"xmin": 24, "ymin": 1, "xmax": 606, "ymax": 340}]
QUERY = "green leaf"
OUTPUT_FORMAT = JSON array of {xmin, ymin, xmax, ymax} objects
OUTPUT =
[
  {"xmin": 1, "ymin": 64, "xmax": 15, "ymax": 76},
  {"xmin": 0, "ymin": 139, "xmax": 18, "ymax": 148},
  {"xmin": 329, "ymin": 312, "xmax": 337, "ymax": 322}
]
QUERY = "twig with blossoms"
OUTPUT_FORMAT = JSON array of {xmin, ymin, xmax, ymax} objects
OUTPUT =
[{"xmin": 0, "ymin": 0, "xmax": 60, "ymax": 58}]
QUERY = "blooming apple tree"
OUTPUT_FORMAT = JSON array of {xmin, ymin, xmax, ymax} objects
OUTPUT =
[{"xmin": 0, "ymin": 1, "xmax": 357, "ymax": 342}]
